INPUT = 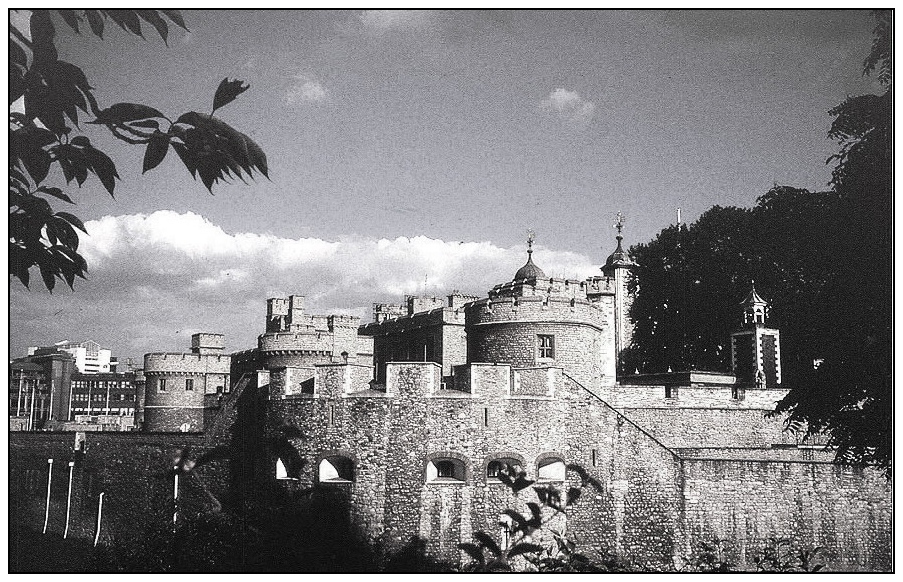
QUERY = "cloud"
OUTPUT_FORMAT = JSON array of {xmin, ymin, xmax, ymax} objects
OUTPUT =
[
  {"xmin": 9, "ymin": 211, "xmax": 600, "ymax": 360},
  {"xmin": 357, "ymin": 10, "xmax": 430, "ymax": 31},
  {"xmin": 286, "ymin": 73, "xmax": 328, "ymax": 103},
  {"xmin": 540, "ymin": 88, "xmax": 596, "ymax": 123}
]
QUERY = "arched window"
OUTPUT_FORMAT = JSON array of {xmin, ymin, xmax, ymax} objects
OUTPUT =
[
  {"xmin": 426, "ymin": 457, "xmax": 466, "ymax": 483},
  {"xmin": 537, "ymin": 457, "xmax": 566, "ymax": 482},
  {"xmin": 318, "ymin": 455, "xmax": 355, "ymax": 483},
  {"xmin": 486, "ymin": 457, "xmax": 524, "ymax": 480},
  {"xmin": 275, "ymin": 458, "xmax": 293, "ymax": 480}
]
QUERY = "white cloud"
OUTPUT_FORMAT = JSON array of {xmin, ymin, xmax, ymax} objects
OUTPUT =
[
  {"xmin": 286, "ymin": 73, "xmax": 328, "ymax": 103},
  {"xmin": 10, "ymin": 211, "xmax": 601, "ymax": 361},
  {"xmin": 540, "ymin": 88, "xmax": 596, "ymax": 123},
  {"xmin": 357, "ymin": 10, "xmax": 430, "ymax": 31}
]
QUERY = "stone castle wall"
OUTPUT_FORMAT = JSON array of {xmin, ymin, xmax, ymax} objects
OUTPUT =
[
  {"xmin": 681, "ymin": 458, "xmax": 891, "ymax": 571},
  {"xmin": 269, "ymin": 362, "xmax": 687, "ymax": 567},
  {"xmin": 266, "ymin": 362, "xmax": 892, "ymax": 571}
]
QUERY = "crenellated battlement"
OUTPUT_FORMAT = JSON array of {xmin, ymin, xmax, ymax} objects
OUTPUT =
[{"xmin": 268, "ymin": 361, "xmax": 566, "ymax": 401}]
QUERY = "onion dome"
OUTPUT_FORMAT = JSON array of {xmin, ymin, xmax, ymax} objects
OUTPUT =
[
  {"xmin": 514, "ymin": 233, "xmax": 547, "ymax": 281},
  {"xmin": 604, "ymin": 235, "xmax": 634, "ymax": 270}
]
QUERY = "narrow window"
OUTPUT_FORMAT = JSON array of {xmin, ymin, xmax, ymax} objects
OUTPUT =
[
  {"xmin": 591, "ymin": 449, "xmax": 597, "ymax": 467},
  {"xmin": 158, "ymin": 378, "xmax": 166, "ymax": 393},
  {"xmin": 185, "ymin": 378, "xmax": 194, "ymax": 391},
  {"xmin": 538, "ymin": 335, "xmax": 555, "ymax": 359},
  {"xmin": 483, "ymin": 407, "xmax": 489, "ymax": 427}
]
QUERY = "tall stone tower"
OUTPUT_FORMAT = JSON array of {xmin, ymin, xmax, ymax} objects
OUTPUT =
[
  {"xmin": 730, "ymin": 282, "xmax": 781, "ymax": 388},
  {"xmin": 601, "ymin": 212, "xmax": 636, "ymax": 376}
]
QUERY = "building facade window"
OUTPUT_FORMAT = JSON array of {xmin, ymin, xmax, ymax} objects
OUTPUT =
[
  {"xmin": 487, "ymin": 457, "xmax": 524, "ymax": 480},
  {"xmin": 185, "ymin": 378, "xmax": 194, "ymax": 391},
  {"xmin": 158, "ymin": 378, "xmax": 166, "ymax": 392},
  {"xmin": 537, "ymin": 335, "xmax": 555, "ymax": 360},
  {"xmin": 318, "ymin": 456, "xmax": 355, "ymax": 483},
  {"xmin": 426, "ymin": 457, "xmax": 466, "ymax": 483},
  {"xmin": 537, "ymin": 457, "xmax": 566, "ymax": 481},
  {"xmin": 665, "ymin": 385, "xmax": 678, "ymax": 399}
]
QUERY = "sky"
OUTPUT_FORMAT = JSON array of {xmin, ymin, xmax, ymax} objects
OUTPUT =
[{"xmin": 8, "ymin": 9, "xmax": 882, "ymax": 362}]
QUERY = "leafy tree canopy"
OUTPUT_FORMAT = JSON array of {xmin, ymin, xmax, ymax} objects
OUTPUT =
[
  {"xmin": 625, "ymin": 10, "xmax": 891, "ymax": 475},
  {"xmin": 9, "ymin": 10, "xmax": 268, "ymax": 292}
]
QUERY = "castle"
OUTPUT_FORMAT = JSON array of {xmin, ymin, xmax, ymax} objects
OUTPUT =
[{"xmin": 131, "ymin": 231, "xmax": 890, "ymax": 571}]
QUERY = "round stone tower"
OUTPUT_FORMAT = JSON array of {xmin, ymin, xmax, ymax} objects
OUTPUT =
[{"xmin": 464, "ymin": 236, "xmax": 615, "ymax": 389}]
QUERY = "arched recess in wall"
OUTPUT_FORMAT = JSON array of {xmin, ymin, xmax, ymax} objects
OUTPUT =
[
  {"xmin": 424, "ymin": 451, "xmax": 469, "ymax": 483},
  {"xmin": 316, "ymin": 449, "xmax": 358, "ymax": 484},
  {"xmin": 535, "ymin": 452, "xmax": 567, "ymax": 482},
  {"xmin": 483, "ymin": 452, "xmax": 526, "ymax": 482}
]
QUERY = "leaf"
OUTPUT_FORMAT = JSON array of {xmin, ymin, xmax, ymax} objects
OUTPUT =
[
  {"xmin": 507, "ymin": 543, "xmax": 544, "ymax": 559},
  {"xmin": 84, "ymin": 9, "xmax": 104, "ymax": 37},
  {"xmin": 56, "ymin": 212, "xmax": 88, "ymax": 233},
  {"xmin": 37, "ymin": 187, "xmax": 73, "ymax": 204},
  {"xmin": 70, "ymin": 136, "xmax": 91, "ymax": 148},
  {"xmin": 566, "ymin": 487, "xmax": 582, "ymax": 506},
  {"xmin": 91, "ymin": 102, "xmax": 165, "ymax": 125},
  {"xmin": 82, "ymin": 146, "xmax": 119, "ymax": 196},
  {"xmin": 458, "ymin": 543, "xmax": 484, "ymax": 564},
  {"xmin": 474, "ymin": 532, "xmax": 502, "ymax": 558},
  {"xmin": 39, "ymin": 263, "xmax": 56, "ymax": 292},
  {"xmin": 131, "ymin": 119, "xmax": 161, "ymax": 129},
  {"xmin": 137, "ymin": 10, "xmax": 169, "ymax": 43},
  {"xmin": 57, "ymin": 9, "xmax": 81, "ymax": 33},
  {"xmin": 212, "ymin": 78, "xmax": 250, "ymax": 114},
  {"xmin": 20, "ymin": 147, "xmax": 52, "ymax": 185},
  {"xmin": 104, "ymin": 10, "xmax": 143, "ymax": 37},
  {"xmin": 142, "ymin": 132, "xmax": 170, "ymax": 173},
  {"xmin": 160, "ymin": 9, "xmax": 188, "ymax": 31}
]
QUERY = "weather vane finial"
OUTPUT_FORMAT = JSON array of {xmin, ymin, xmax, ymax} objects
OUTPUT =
[
  {"xmin": 526, "ymin": 229, "xmax": 536, "ymax": 255},
  {"xmin": 614, "ymin": 211, "xmax": 625, "ymax": 237}
]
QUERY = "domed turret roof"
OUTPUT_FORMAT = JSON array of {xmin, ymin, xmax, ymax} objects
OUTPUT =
[
  {"xmin": 514, "ymin": 252, "xmax": 547, "ymax": 281},
  {"xmin": 513, "ymin": 233, "xmax": 547, "ymax": 281},
  {"xmin": 604, "ymin": 236, "xmax": 634, "ymax": 269}
]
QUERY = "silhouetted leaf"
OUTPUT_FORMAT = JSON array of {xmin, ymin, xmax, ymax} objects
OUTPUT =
[
  {"xmin": 143, "ymin": 131, "xmax": 170, "ymax": 173},
  {"xmin": 507, "ymin": 542, "xmax": 544, "ymax": 559},
  {"xmin": 92, "ymin": 102, "xmax": 165, "ymax": 124},
  {"xmin": 104, "ymin": 10, "xmax": 143, "ymax": 37},
  {"xmin": 57, "ymin": 9, "xmax": 81, "ymax": 33},
  {"xmin": 212, "ymin": 78, "xmax": 250, "ymax": 113},
  {"xmin": 474, "ymin": 532, "xmax": 502, "ymax": 558},
  {"xmin": 458, "ymin": 543, "xmax": 484, "ymax": 564},
  {"xmin": 566, "ymin": 487, "xmax": 581, "ymax": 506},
  {"xmin": 84, "ymin": 9, "xmax": 104, "ymax": 37},
  {"xmin": 37, "ymin": 187, "xmax": 73, "ymax": 204},
  {"xmin": 137, "ymin": 10, "xmax": 169, "ymax": 43},
  {"xmin": 160, "ymin": 10, "xmax": 188, "ymax": 31},
  {"xmin": 56, "ymin": 211, "xmax": 88, "ymax": 233}
]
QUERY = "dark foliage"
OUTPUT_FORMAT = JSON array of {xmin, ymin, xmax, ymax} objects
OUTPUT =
[
  {"xmin": 626, "ymin": 10, "xmax": 891, "ymax": 476},
  {"xmin": 9, "ymin": 10, "xmax": 268, "ymax": 292}
]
